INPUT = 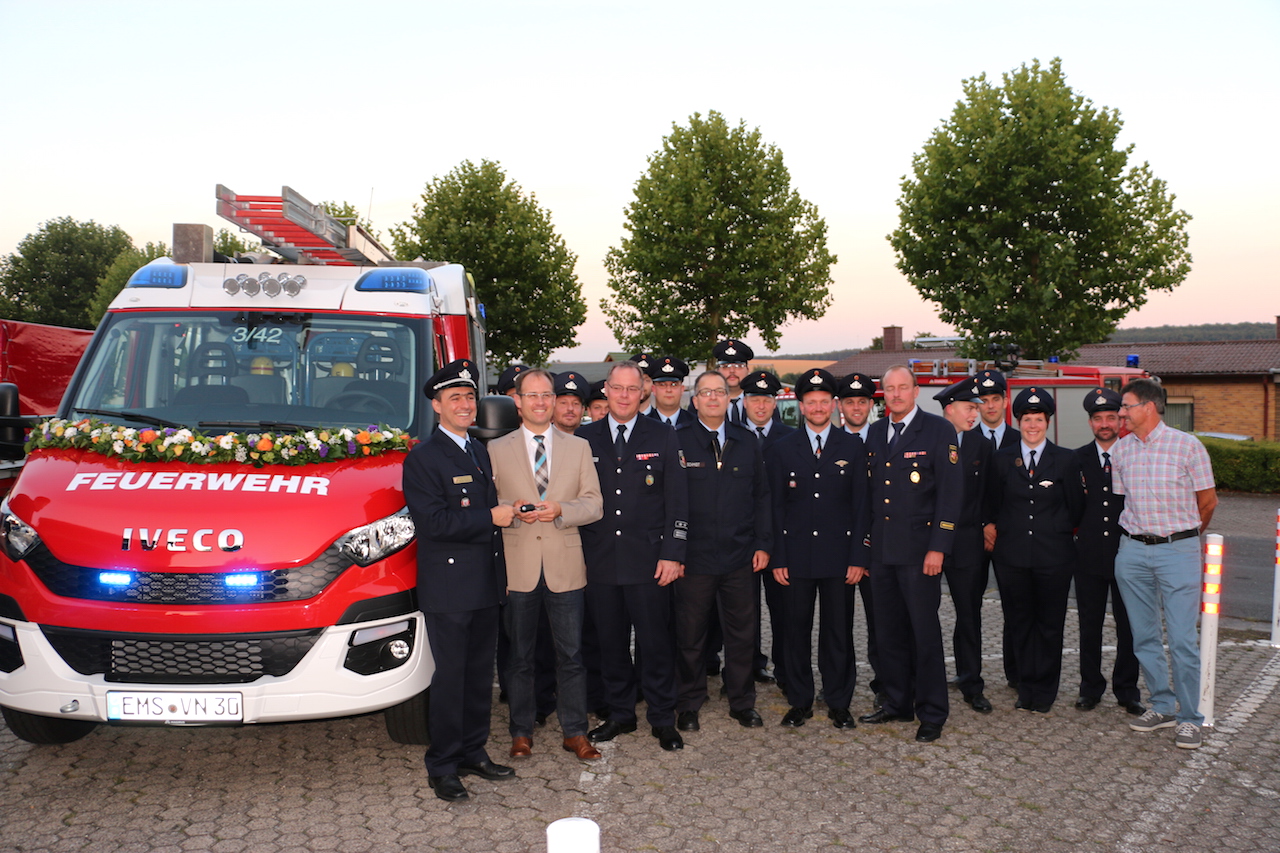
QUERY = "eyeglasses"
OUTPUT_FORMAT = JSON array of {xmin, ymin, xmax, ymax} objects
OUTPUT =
[
  {"xmin": 607, "ymin": 383, "xmax": 642, "ymax": 395},
  {"xmin": 1118, "ymin": 401, "xmax": 1148, "ymax": 411},
  {"xmin": 520, "ymin": 392, "xmax": 555, "ymax": 401},
  {"xmin": 695, "ymin": 388, "xmax": 728, "ymax": 398}
]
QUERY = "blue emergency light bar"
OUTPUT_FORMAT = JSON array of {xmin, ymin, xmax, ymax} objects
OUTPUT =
[
  {"xmin": 354, "ymin": 267, "xmax": 432, "ymax": 293},
  {"xmin": 126, "ymin": 260, "xmax": 189, "ymax": 289},
  {"xmin": 99, "ymin": 571, "xmax": 134, "ymax": 587}
]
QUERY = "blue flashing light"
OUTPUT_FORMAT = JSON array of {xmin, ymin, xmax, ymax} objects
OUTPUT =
[
  {"xmin": 126, "ymin": 260, "xmax": 189, "ymax": 289},
  {"xmin": 224, "ymin": 572, "xmax": 260, "ymax": 588},
  {"xmin": 354, "ymin": 267, "xmax": 431, "ymax": 293},
  {"xmin": 99, "ymin": 571, "xmax": 134, "ymax": 587},
  {"xmin": 478, "ymin": 302, "xmax": 486, "ymax": 319}
]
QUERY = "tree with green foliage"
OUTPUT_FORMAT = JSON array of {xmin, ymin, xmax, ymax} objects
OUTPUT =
[
  {"xmin": 602, "ymin": 111, "xmax": 834, "ymax": 361},
  {"xmin": 321, "ymin": 201, "xmax": 379, "ymax": 241},
  {"xmin": 214, "ymin": 229, "xmax": 258, "ymax": 259},
  {"xmin": 390, "ymin": 160, "xmax": 585, "ymax": 366},
  {"xmin": 889, "ymin": 58, "xmax": 1192, "ymax": 361},
  {"xmin": 0, "ymin": 217, "xmax": 133, "ymax": 328},
  {"xmin": 87, "ymin": 242, "xmax": 170, "ymax": 325}
]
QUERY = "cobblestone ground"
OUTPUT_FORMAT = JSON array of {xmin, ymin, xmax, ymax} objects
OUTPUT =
[{"xmin": 3, "ymin": 592, "xmax": 1277, "ymax": 853}]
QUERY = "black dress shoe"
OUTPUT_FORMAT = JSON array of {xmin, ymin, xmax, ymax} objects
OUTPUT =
[
  {"xmin": 706, "ymin": 662, "xmax": 722, "ymax": 678},
  {"xmin": 456, "ymin": 759, "xmax": 516, "ymax": 781},
  {"xmin": 872, "ymin": 692, "xmax": 886, "ymax": 711},
  {"xmin": 753, "ymin": 667, "xmax": 776, "ymax": 684},
  {"xmin": 588, "ymin": 719, "xmax": 637, "ymax": 743},
  {"xmin": 730, "ymin": 708, "xmax": 764, "ymax": 728},
  {"xmin": 1075, "ymin": 696, "xmax": 1100, "ymax": 711},
  {"xmin": 781, "ymin": 706, "xmax": 813, "ymax": 727},
  {"xmin": 534, "ymin": 712, "xmax": 549, "ymax": 727},
  {"xmin": 428, "ymin": 774, "xmax": 469, "ymax": 801},
  {"xmin": 915, "ymin": 721, "xmax": 943, "ymax": 743},
  {"xmin": 1120, "ymin": 700, "xmax": 1146, "ymax": 716},
  {"xmin": 829, "ymin": 708, "xmax": 857, "ymax": 729},
  {"xmin": 859, "ymin": 708, "xmax": 913, "ymax": 724},
  {"xmin": 677, "ymin": 710, "xmax": 700, "ymax": 732},
  {"xmin": 1014, "ymin": 699, "xmax": 1031, "ymax": 710},
  {"xmin": 1030, "ymin": 703, "xmax": 1053, "ymax": 714},
  {"xmin": 652, "ymin": 725, "xmax": 684, "ymax": 751},
  {"xmin": 966, "ymin": 694, "xmax": 993, "ymax": 714}
]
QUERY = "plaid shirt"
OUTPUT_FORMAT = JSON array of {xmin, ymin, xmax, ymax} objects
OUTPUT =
[{"xmin": 1111, "ymin": 420, "xmax": 1215, "ymax": 537}]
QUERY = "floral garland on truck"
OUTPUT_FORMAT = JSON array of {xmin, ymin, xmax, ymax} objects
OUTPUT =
[{"xmin": 27, "ymin": 417, "xmax": 414, "ymax": 467}]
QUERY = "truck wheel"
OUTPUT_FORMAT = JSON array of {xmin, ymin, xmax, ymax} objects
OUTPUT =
[
  {"xmin": 384, "ymin": 689, "xmax": 429, "ymax": 745},
  {"xmin": 1, "ymin": 706, "xmax": 97, "ymax": 744}
]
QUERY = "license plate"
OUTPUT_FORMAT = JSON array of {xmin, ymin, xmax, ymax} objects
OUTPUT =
[{"xmin": 106, "ymin": 691, "xmax": 243, "ymax": 722}]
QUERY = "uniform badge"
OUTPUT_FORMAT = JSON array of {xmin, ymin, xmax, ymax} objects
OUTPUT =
[
  {"xmin": 948, "ymin": 445, "xmax": 958, "ymax": 465},
  {"xmin": 789, "ymin": 478, "xmax": 797, "ymax": 489},
  {"xmin": 645, "ymin": 474, "xmax": 654, "ymax": 486},
  {"xmin": 461, "ymin": 497, "xmax": 470, "ymax": 507},
  {"xmin": 1038, "ymin": 480, "xmax": 1054, "ymax": 488},
  {"xmin": 453, "ymin": 475, "xmax": 473, "ymax": 484},
  {"xmin": 1015, "ymin": 457, "xmax": 1023, "ymax": 468},
  {"xmin": 835, "ymin": 459, "xmax": 848, "ymax": 467},
  {"xmin": 910, "ymin": 471, "xmax": 921, "ymax": 483}
]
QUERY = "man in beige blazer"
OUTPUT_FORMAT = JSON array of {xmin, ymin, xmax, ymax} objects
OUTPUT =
[{"xmin": 490, "ymin": 368, "xmax": 604, "ymax": 761}]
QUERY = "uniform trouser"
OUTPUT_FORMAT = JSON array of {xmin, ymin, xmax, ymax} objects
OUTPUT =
[
  {"xmin": 781, "ymin": 575, "xmax": 857, "ymax": 712},
  {"xmin": 1114, "ymin": 536, "xmax": 1203, "ymax": 725},
  {"xmin": 990, "ymin": 555, "xmax": 1017, "ymax": 686},
  {"xmin": 858, "ymin": 578, "xmax": 883, "ymax": 697},
  {"xmin": 943, "ymin": 557, "xmax": 987, "ymax": 699},
  {"xmin": 1074, "ymin": 570, "xmax": 1141, "ymax": 704},
  {"xmin": 869, "ymin": 562, "xmax": 949, "ymax": 725},
  {"xmin": 675, "ymin": 566, "xmax": 759, "ymax": 713},
  {"xmin": 422, "ymin": 605, "xmax": 499, "ymax": 777},
  {"xmin": 586, "ymin": 581, "xmax": 677, "ymax": 728},
  {"xmin": 761, "ymin": 570, "xmax": 788, "ymax": 688},
  {"xmin": 504, "ymin": 577, "xmax": 588, "ymax": 739},
  {"xmin": 992, "ymin": 559, "xmax": 1073, "ymax": 708}
]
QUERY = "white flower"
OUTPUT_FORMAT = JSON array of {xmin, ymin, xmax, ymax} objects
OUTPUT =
[
  {"xmin": 234, "ymin": 445, "xmax": 248, "ymax": 462},
  {"xmin": 112, "ymin": 440, "xmax": 124, "ymax": 454},
  {"xmin": 218, "ymin": 434, "xmax": 236, "ymax": 450}
]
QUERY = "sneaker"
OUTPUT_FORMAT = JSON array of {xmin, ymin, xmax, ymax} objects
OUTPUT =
[
  {"xmin": 1175, "ymin": 722, "xmax": 1202, "ymax": 749},
  {"xmin": 1130, "ymin": 710, "xmax": 1177, "ymax": 732}
]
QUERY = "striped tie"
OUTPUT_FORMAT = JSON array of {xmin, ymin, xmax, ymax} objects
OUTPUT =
[{"xmin": 533, "ymin": 435, "xmax": 548, "ymax": 500}]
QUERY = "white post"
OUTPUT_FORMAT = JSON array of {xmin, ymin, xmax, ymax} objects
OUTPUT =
[
  {"xmin": 1199, "ymin": 533, "xmax": 1224, "ymax": 730},
  {"xmin": 547, "ymin": 817, "xmax": 600, "ymax": 853},
  {"xmin": 1271, "ymin": 509, "xmax": 1280, "ymax": 647}
]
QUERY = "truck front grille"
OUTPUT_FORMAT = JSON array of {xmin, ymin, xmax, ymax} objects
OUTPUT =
[
  {"xmin": 41, "ymin": 626, "xmax": 323, "ymax": 684},
  {"xmin": 24, "ymin": 544, "xmax": 351, "ymax": 604}
]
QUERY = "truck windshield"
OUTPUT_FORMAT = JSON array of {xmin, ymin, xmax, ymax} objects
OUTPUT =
[{"xmin": 69, "ymin": 311, "xmax": 420, "ymax": 431}]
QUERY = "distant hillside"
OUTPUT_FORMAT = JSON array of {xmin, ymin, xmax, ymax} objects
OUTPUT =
[
  {"xmin": 764, "ymin": 348, "xmax": 859, "ymax": 361},
  {"xmin": 1107, "ymin": 323, "xmax": 1275, "ymax": 343}
]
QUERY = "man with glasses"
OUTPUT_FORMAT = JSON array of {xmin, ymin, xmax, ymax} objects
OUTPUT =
[
  {"xmin": 578, "ymin": 362, "xmax": 690, "ymax": 751},
  {"xmin": 713, "ymin": 339, "xmax": 753, "ymax": 426},
  {"xmin": 1111, "ymin": 379, "xmax": 1217, "ymax": 749}
]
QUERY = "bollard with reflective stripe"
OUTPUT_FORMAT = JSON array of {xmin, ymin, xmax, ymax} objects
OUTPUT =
[
  {"xmin": 1271, "ymin": 508, "xmax": 1280, "ymax": 648},
  {"xmin": 547, "ymin": 817, "xmax": 600, "ymax": 853},
  {"xmin": 1199, "ymin": 533, "xmax": 1224, "ymax": 730}
]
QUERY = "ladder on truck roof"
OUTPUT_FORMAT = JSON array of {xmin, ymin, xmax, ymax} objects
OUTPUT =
[{"xmin": 215, "ymin": 185, "xmax": 395, "ymax": 266}]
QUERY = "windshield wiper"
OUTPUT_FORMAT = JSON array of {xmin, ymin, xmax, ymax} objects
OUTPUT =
[
  {"xmin": 198, "ymin": 421, "xmax": 311, "ymax": 433},
  {"xmin": 73, "ymin": 408, "xmax": 183, "ymax": 429}
]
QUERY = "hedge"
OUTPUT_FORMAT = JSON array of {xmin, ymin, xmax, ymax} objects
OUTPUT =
[{"xmin": 1199, "ymin": 437, "xmax": 1280, "ymax": 494}]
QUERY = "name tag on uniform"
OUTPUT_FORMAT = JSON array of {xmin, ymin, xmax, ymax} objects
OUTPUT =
[
  {"xmin": 453, "ymin": 475, "xmax": 473, "ymax": 484},
  {"xmin": 903, "ymin": 450, "xmax": 928, "ymax": 459},
  {"xmin": 635, "ymin": 452, "xmax": 660, "ymax": 461}
]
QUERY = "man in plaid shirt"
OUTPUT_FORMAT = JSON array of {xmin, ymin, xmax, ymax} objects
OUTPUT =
[{"xmin": 1110, "ymin": 379, "xmax": 1217, "ymax": 749}]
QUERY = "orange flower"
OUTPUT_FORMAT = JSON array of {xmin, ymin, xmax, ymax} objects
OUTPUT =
[
  {"xmin": 355, "ymin": 430, "xmax": 372, "ymax": 445},
  {"xmin": 139, "ymin": 429, "xmax": 157, "ymax": 443},
  {"xmin": 256, "ymin": 437, "xmax": 274, "ymax": 452},
  {"xmin": 362, "ymin": 445, "xmax": 371, "ymax": 455},
  {"xmin": 173, "ymin": 445, "xmax": 184, "ymax": 456}
]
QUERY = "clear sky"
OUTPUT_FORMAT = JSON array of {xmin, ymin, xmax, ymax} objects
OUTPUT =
[{"xmin": 1, "ymin": 0, "xmax": 1275, "ymax": 360}]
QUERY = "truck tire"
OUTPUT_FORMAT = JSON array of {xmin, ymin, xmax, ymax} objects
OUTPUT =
[
  {"xmin": 384, "ymin": 689, "xmax": 429, "ymax": 745},
  {"xmin": 1, "ymin": 706, "xmax": 98, "ymax": 744}
]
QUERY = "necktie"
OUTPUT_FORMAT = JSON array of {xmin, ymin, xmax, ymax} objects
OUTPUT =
[
  {"xmin": 666, "ymin": 417, "xmax": 673, "ymax": 427},
  {"xmin": 614, "ymin": 424, "xmax": 627, "ymax": 461},
  {"xmin": 889, "ymin": 421, "xmax": 904, "ymax": 450},
  {"xmin": 1028, "ymin": 449, "xmax": 1037, "ymax": 477},
  {"xmin": 814, "ymin": 434, "xmax": 823, "ymax": 459},
  {"xmin": 989, "ymin": 428, "xmax": 997, "ymax": 446},
  {"xmin": 533, "ymin": 434, "xmax": 548, "ymax": 500},
  {"xmin": 711, "ymin": 431, "xmax": 723, "ymax": 470},
  {"xmin": 730, "ymin": 397, "xmax": 741, "ymax": 425},
  {"xmin": 756, "ymin": 425, "xmax": 766, "ymax": 443},
  {"xmin": 1102, "ymin": 451, "xmax": 1112, "ymax": 479},
  {"xmin": 466, "ymin": 439, "xmax": 483, "ymax": 472}
]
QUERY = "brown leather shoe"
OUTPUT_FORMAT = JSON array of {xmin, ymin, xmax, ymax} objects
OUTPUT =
[
  {"xmin": 562, "ymin": 735, "xmax": 601, "ymax": 760},
  {"xmin": 510, "ymin": 736, "xmax": 532, "ymax": 758}
]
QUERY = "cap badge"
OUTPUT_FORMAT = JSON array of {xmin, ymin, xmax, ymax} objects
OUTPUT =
[
  {"xmin": 566, "ymin": 381, "xmax": 578, "ymax": 390},
  {"xmin": 851, "ymin": 380, "xmax": 862, "ymax": 389},
  {"xmin": 459, "ymin": 368, "xmax": 473, "ymax": 382},
  {"xmin": 1028, "ymin": 394, "xmax": 1040, "ymax": 403},
  {"xmin": 982, "ymin": 378, "xmax": 994, "ymax": 387},
  {"xmin": 662, "ymin": 364, "xmax": 674, "ymax": 373},
  {"xmin": 756, "ymin": 380, "xmax": 768, "ymax": 389},
  {"xmin": 725, "ymin": 346, "xmax": 736, "ymax": 356},
  {"xmin": 1095, "ymin": 395, "xmax": 1106, "ymax": 404},
  {"xmin": 810, "ymin": 374, "xmax": 822, "ymax": 385}
]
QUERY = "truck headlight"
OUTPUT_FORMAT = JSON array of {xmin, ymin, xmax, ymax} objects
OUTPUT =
[
  {"xmin": 0, "ymin": 497, "xmax": 40, "ymax": 562},
  {"xmin": 334, "ymin": 507, "xmax": 415, "ymax": 567}
]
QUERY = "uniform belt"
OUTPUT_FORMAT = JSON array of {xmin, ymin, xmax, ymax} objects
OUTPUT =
[{"xmin": 1123, "ymin": 528, "xmax": 1200, "ymax": 545}]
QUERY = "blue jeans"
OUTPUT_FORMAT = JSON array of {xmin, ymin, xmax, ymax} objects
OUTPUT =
[
  {"xmin": 1114, "ymin": 536, "xmax": 1203, "ymax": 725},
  {"xmin": 504, "ymin": 577, "xmax": 588, "ymax": 738}
]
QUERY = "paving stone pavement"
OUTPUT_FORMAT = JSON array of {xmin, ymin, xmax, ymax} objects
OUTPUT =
[{"xmin": 3, "ymin": 590, "xmax": 1278, "ymax": 853}]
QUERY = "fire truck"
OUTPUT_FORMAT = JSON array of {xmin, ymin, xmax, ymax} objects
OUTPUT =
[{"xmin": 0, "ymin": 187, "xmax": 498, "ymax": 745}]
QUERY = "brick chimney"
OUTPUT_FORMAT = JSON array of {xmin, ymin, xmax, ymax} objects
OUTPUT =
[
  {"xmin": 883, "ymin": 325, "xmax": 903, "ymax": 351},
  {"xmin": 1275, "ymin": 315, "xmax": 1279, "ymax": 339}
]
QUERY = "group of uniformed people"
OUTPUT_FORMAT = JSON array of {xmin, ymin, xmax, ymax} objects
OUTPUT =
[{"xmin": 403, "ymin": 344, "xmax": 1145, "ymax": 801}]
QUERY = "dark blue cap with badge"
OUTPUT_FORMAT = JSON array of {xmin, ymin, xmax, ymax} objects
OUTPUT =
[
  {"xmin": 975, "ymin": 369, "xmax": 1008, "ymax": 397},
  {"xmin": 555, "ymin": 371, "xmax": 589, "ymax": 402},
  {"xmin": 933, "ymin": 375, "xmax": 984, "ymax": 407},
  {"xmin": 1012, "ymin": 386, "xmax": 1056, "ymax": 418},
  {"xmin": 837, "ymin": 372, "xmax": 875, "ymax": 399},
  {"xmin": 713, "ymin": 339, "xmax": 754, "ymax": 364},
  {"xmin": 629, "ymin": 353, "xmax": 656, "ymax": 373},
  {"xmin": 1083, "ymin": 386, "xmax": 1122, "ymax": 414},
  {"xmin": 648, "ymin": 355, "xmax": 689, "ymax": 383},
  {"xmin": 496, "ymin": 364, "xmax": 530, "ymax": 395},
  {"xmin": 425, "ymin": 359, "xmax": 480, "ymax": 399},
  {"xmin": 795, "ymin": 367, "xmax": 837, "ymax": 399},
  {"xmin": 587, "ymin": 380, "xmax": 607, "ymax": 403},
  {"xmin": 742, "ymin": 370, "xmax": 782, "ymax": 396}
]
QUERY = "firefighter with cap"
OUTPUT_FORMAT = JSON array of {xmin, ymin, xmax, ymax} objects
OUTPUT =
[
  {"xmin": 1072, "ymin": 387, "xmax": 1145, "ymax": 716},
  {"xmin": 742, "ymin": 370, "xmax": 791, "ymax": 448},
  {"xmin": 974, "ymin": 367, "xmax": 1019, "ymax": 689},
  {"xmin": 647, "ymin": 356, "xmax": 693, "ymax": 427},
  {"xmin": 403, "ymin": 359, "xmax": 516, "ymax": 801},
  {"xmin": 553, "ymin": 371, "xmax": 589, "ymax": 435},
  {"xmin": 497, "ymin": 364, "xmax": 531, "ymax": 397},
  {"xmin": 765, "ymin": 367, "xmax": 865, "ymax": 729},
  {"xmin": 983, "ymin": 387, "xmax": 1085, "ymax": 713},
  {"xmin": 934, "ymin": 376, "xmax": 994, "ymax": 715},
  {"xmin": 629, "ymin": 353, "xmax": 658, "ymax": 418},
  {"xmin": 584, "ymin": 380, "xmax": 609, "ymax": 424},
  {"xmin": 712, "ymin": 339, "xmax": 754, "ymax": 426}
]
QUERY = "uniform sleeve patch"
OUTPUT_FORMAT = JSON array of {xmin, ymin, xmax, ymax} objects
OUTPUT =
[
  {"xmin": 673, "ymin": 529, "xmax": 688, "ymax": 540},
  {"xmin": 675, "ymin": 520, "xmax": 689, "ymax": 530}
]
